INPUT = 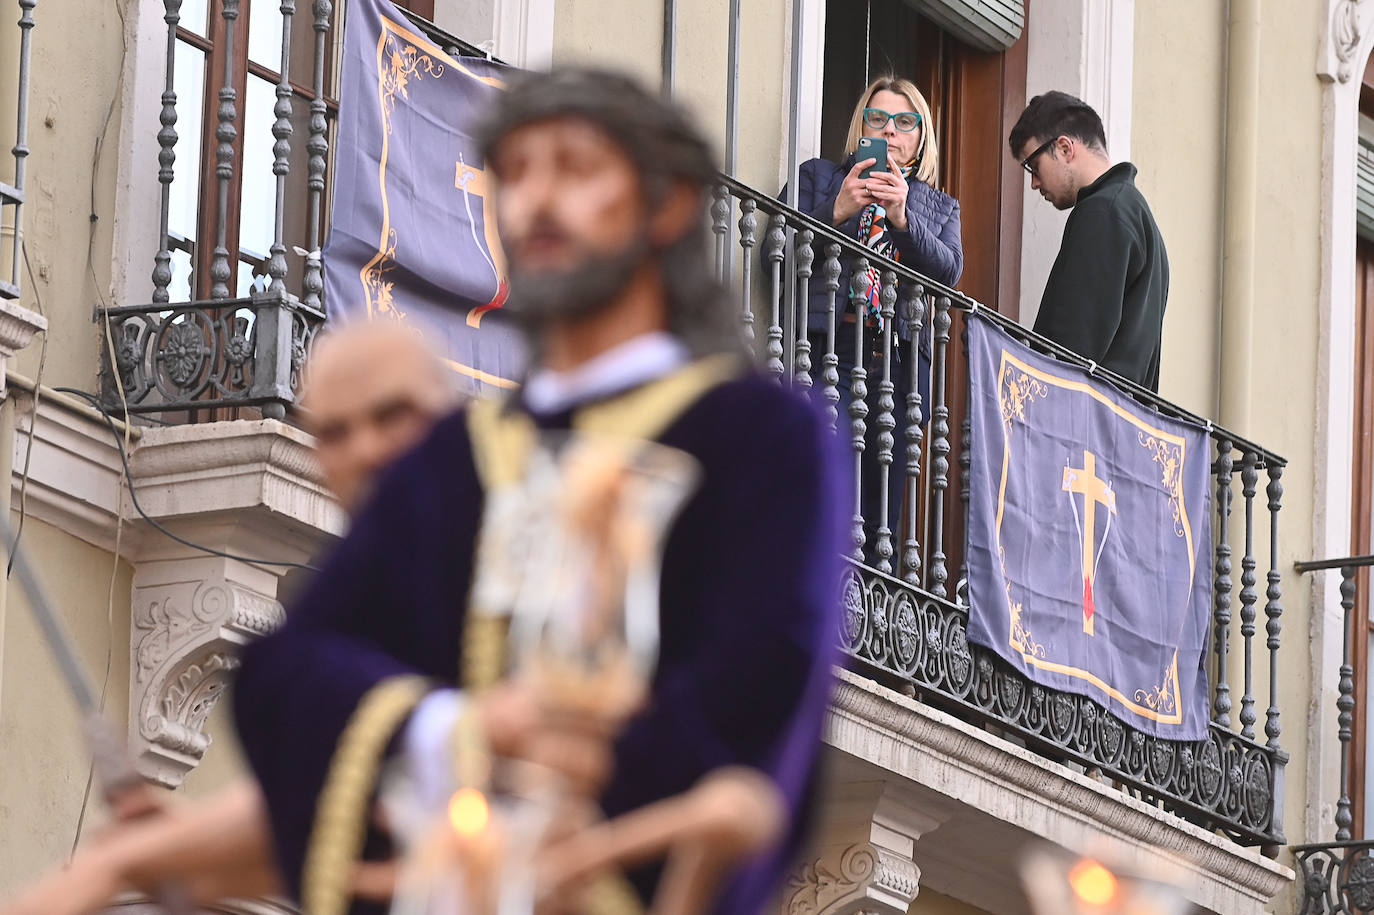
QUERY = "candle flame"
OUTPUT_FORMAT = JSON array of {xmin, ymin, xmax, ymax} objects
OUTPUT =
[
  {"xmin": 1068, "ymin": 858, "xmax": 1118, "ymax": 906},
  {"xmin": 448, "ymin": 787, "xmax": 489, "ymax": 837}
]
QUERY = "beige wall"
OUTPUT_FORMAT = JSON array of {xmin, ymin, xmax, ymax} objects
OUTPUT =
[
  {"xmin": 1134, "ymin": 3, "xmax": 1326, "ymax": 906},
  {"xmin": 0, "ymin": 517, "xmax": 132, "ymax": 893},
  {"xmin": 1132, "ymin": 0, "xmax": 1227, "ymax": 419}
]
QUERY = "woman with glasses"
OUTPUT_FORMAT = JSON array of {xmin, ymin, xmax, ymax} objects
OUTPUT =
[{"xmin": 788, "ymin": 75, "xmax": 962, "ymax": 566}]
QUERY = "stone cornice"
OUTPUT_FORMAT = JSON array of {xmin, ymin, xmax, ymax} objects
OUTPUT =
[
  {"xmin": 10, "ymin": 387, "xmax": 131, "ymax": 552},
  {"xmin": 129, "ymin": 419, "xmax": 345, "ymax": 543},
  {"xmin": 9, "ymin": 398, "xmax": 345, "ymax": 554},
  {"xmin": 827, "ymin": 669, "xmax": 1292, "ymax": 913}
]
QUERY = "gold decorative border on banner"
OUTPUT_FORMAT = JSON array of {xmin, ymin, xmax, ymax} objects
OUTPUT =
[
  {"xmin": 994, "ymin": 348, "xmax": 1194, "ymax": 725},
  {"xmin": 360, "ymin": 14, "xmax": 517, "ymax": 389}
]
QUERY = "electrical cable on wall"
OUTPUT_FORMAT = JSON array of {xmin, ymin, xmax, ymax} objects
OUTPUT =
[
  {"xmin": 9, "ymin": 242, "xmax": 48, "ymax": 579},
  {"xmin": 53, "ymin": 388, "xmax": 321, "ymax": 574}
]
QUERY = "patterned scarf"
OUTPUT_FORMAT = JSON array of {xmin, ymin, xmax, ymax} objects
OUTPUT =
[{"xmin": 851, "ymin": 160, "xmax": 918, "ymax": 329}]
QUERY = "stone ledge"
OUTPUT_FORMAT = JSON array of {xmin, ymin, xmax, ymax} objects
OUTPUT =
[
  {"xmin": 10, "ymin": 386, "xmax": 131, "ymax": 552},
  {"xmin": 826, "ymin": 669, "xmax": 1292, "ymax": 914},
  {"xmin": 129, "ymin": 419, "xmax": 345, "ymax": 542},
  {"xmin": 9, "ymin": 403, "xmax": 345, "ymax": 553},
  {"xmin": 0, "ymin": 300, "xmax": 46, "ymax": 362}
]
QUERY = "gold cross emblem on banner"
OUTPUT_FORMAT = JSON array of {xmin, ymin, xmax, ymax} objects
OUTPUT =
[{"xmin": 1062, "ymin": 450, "xmax": 1117, "ymax": 635}]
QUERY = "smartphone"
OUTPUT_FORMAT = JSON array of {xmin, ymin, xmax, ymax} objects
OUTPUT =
[{"xmin": 858, "ymin": 137, "xmax": 889, "ymax": 178}]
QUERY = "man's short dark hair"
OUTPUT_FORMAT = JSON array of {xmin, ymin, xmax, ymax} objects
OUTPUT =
[{"xmin": 1008, "ymin": 91, "xmax": 1107, "ymax": 156}]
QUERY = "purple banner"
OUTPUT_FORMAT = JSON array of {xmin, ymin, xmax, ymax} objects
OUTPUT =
[
  {"xmin": 323, "ymin": 0, "xmax": 525, "ymax": 392},
  {"xmin": 965, "ymin": 314, "xmax": 1213, "ymax": 741}
]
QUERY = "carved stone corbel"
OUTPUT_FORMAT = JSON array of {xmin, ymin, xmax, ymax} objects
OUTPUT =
[
  {"xmin": 129, "ymin": 577, "xmax": 283, "ymax": 787},
  {"xmin": 784, "ymin": 842, "xmax": 921, "ymax": 915},
  {"xmin": 1321, "ymin": 0, "xmax": 1374, "ymax": 83},
  {"xmin": 780, "ymin": 779, "xmax": 949, "ymax": 914}
]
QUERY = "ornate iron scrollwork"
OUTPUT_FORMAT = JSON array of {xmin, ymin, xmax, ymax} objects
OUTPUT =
[
  {"xmin": 1296, "ymin": 842, "xmax": 1374, "ymax": 915},
  {"xmin": 99, "ymin": 290, "xmax": 324, "ymax": 416},
  {"xmin": 837, "ymin": 560, "xmax": 1282, "ymax": 845}
]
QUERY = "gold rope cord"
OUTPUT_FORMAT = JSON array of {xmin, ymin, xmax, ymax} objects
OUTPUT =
[{"xmin": 301, "ymin": 675, "xmax": 430, "ymax": 915}]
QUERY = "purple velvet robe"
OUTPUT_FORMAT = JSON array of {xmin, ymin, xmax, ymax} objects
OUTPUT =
[{"xmin": 232, "ymin": 370, "xmax": 846, "ymax": 914}]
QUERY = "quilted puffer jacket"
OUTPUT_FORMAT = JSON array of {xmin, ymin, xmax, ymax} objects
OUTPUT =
[{"xmin": 786, "ymin": 152, "xmax": 963, "ymax": 339}]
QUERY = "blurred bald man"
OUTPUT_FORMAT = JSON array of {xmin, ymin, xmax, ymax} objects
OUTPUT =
[{"xmin": 302, "ymin": 323, "xmax": 455, "ymax": 513}]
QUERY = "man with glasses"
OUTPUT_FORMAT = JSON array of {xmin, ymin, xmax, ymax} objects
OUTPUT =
[{"xmin": 1010, "ymin": 91, "xmax": 1168, "ymax": 392}]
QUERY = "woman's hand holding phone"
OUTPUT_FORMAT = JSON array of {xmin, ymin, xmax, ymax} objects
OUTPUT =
[
  {"xmin": 866, "ymin": 154, "xmax": 910, "ymax": 229},
  {"xmin": 833, "ymin": 157, "xmax": 878, "ymax": 225}
]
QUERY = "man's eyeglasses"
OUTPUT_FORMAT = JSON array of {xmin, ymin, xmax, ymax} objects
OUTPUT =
[
  {"xmin": 1021, "ymin": 137, "xmax": 1058, "ymax": 176},
  {"xmin": 863, "ymin": 108, "xmax": 922, "ymax": 132}
]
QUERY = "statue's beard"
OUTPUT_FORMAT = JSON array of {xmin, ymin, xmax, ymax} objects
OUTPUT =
[{"xmin": 504, "ymin": 235, "xmax": 653, "ymax": 327}]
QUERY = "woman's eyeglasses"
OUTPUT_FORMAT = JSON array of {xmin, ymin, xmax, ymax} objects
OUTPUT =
[{"xmin": 863, "ymin": 108, "xmax": 922, "ymax": 132}]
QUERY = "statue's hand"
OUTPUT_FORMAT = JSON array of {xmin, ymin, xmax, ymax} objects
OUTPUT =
[{"xmin": 0, "ymin": 845, "xmax": 124, "ymax": 915}]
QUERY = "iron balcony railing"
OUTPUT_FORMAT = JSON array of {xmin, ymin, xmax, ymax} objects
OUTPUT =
[
  {"xmin": 1293, "ymin": 556, "xmax": 1374, "ymax": 913},
  {"xmin": 716, "ymin": 177, "xmax": 1288, "ymax": 848},
  {"xmin": 73, "ymin": 0, "xmax": 1287, "ymax": 847}
]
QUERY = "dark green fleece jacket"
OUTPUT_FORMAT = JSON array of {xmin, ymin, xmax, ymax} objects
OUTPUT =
[{"xmin": 1034, "ymin": 162, "xmax": 1169, "ymax": 392}]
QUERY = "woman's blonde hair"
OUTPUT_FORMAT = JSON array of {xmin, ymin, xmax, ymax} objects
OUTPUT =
[{"xmin": 843, "ymin": 75, "xmax": 939, "ymax": 187}]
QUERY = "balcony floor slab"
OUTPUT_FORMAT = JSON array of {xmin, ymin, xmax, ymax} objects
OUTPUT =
[{"xmin": 824, "ymin": 668, "xmax": 1293, "ymax": 914}]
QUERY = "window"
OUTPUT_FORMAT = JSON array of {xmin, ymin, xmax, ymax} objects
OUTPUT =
[{"xmin": 166, "ymin": 0, "xmax": 434, "ymax": 304}]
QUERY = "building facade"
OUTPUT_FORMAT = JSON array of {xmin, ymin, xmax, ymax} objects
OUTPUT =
[{"xmin": 1, "ymin": 0, "xmax": 1371, "ymax": 912}]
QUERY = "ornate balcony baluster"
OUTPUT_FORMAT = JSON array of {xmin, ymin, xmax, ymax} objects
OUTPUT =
[
  {"xmin": 209, "ymin": 0, "xmax": 241, "ymax": 300},
  {"xmin": 1213, "ymin": 438, "xmax": 1234, "ymax": 728},
  {"xmin": 819, "ymin": 242, "xmax": 841, "ymax": 430},
  {"xmin": 1265, "ymin": 463, "xmax": 1283, "ymax": 750},
  {"xmin": 764, "ymin": 212, "xmax": 786, "ymax": 380},
  {"xmin": 736, "ymin": 197, "xmax": 757, "ymax": 344},
  {"xmin": 959, "ymin": 415, "xmax": 972, "ymax": 605},
  {"xmin": 303, "ymin": 0, "xmax": 333, "ymax": 312},
  {"xmin": 1239, "ymin": 449, "xmax": 1259, "ymax": 740},
  {"xmin": 711, "ymin": 184, "xmax": 730, "ymax": 282},
  {"xmin": 873, "ymin": 270, "xmax": 897, "ymax": 574},
  {"xmin": 267, "ymin": 0, "xmax": 297, "ymax": 296},
  {"xmin": 151, "ymin": 0, "xmax": 183, "ymax": 305},
  {"xmin": 1337, "ymin": 565, "xmax": 1356, "ymax": 841},
  {"xmin": 794, "ymin": 228, "xmax": 814, "ymax": 391},
  {"xmin": 849, "ymin": 258, "xmax": 871, "ymax": 561},
  {"xmin": 902, "ymin": 289, "xmax": 925, "ymax": 587},
  {"xmin": 928, "ymin": 295, "xmax": 952, "ymax": 598}
]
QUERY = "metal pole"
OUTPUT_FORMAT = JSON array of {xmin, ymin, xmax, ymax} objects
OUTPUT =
[
  {"xmin": 784, "ymin": 0, "xmax": 803, "ymax": 211},
  {"xmin": 661, "ymin": 0, "xmax": 676, "ymax": 96},
  {"xmin": 722, "ymin": 0, "xmax": 741, "ymax": 280},
  {"xmin": 783, "ymin": 0, "xmax": 805, "ymax": 381},
  {"xmin": 725, "ymin": 0, "xmax": 740, "ymax": 175}
]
